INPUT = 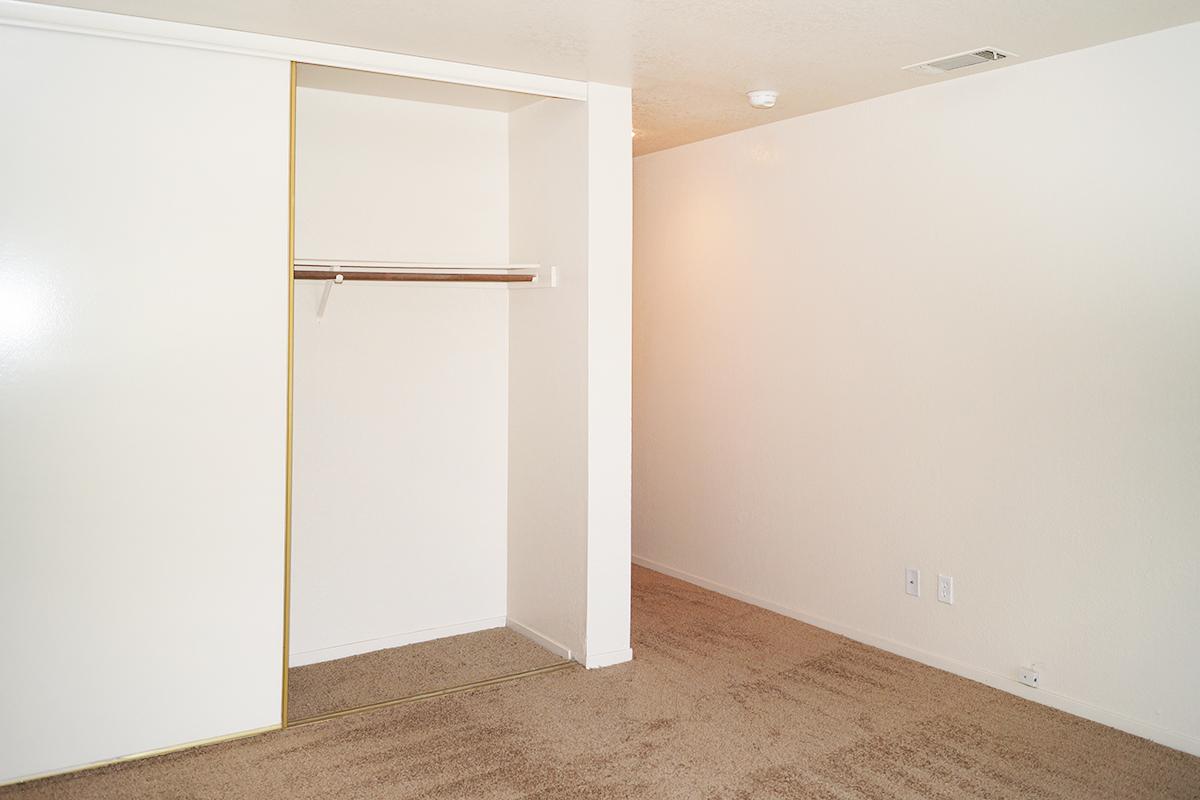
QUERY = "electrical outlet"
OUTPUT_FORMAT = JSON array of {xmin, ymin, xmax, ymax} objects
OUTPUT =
[
  {"xmin": 905, "ymin": 568, "xmax": 920, "ymax": 597},
  {"xmin": 937, "ymin": 574, "xmax": 954, "ymax": 605},
  {"xmin": 1018, "ymin": 667, "xmax": 1040, "ymax": 688}
]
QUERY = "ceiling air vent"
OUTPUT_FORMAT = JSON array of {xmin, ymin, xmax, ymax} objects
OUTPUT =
[{"xmin": 903, "ymin": 48, "xmax": 1015, "ymax": 75}]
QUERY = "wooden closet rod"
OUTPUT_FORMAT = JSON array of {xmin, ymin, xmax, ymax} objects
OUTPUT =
[{"xmin": 294, "ymin": 269, "xmax": 534, "ymax": 283}]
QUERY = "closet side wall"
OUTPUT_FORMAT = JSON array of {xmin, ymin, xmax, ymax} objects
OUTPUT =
[
  {"xmin": 0, "ymin": 26, "xmax": 288, "ymax": 783},
  {"xmin": 507, "ymin": 99, "xmax": 591, "ymax": 658},
  {"xmin": 290, "ymin": 88, "xmax": 511, "ymax": 663}
]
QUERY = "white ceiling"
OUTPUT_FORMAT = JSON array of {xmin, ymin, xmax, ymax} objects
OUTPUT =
[{"xmin": 29, "ymin": 0, "xmax": 1200, "ymax": 154}]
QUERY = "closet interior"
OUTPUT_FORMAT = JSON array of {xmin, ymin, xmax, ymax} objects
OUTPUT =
[{"xmin": 287, "ymin": 64, "xmax": 580, "ymax": 723}]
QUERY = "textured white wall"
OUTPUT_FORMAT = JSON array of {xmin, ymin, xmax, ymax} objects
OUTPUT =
[
  {"xmin": 291, "ymin": 87, "xmax": 510, "ymax": 663},
  {"xmin": 633, "ymin": 23, "xmax": 1200, "ymax": 754},
  {"xmin": 0, "ymin": 26, "xmax": 288, "ymax": 783}
]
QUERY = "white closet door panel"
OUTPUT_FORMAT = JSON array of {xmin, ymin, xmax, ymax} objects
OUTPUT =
[{"xmin": 0, "ymin": 26, "xmax": 289, "ymax": 782}]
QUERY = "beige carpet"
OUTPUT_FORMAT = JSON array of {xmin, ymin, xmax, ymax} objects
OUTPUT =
[
  {"xmin": 5, "ymin": 566, "xmax": 1198, "ymax": 798},
  {"xmin": 288, "ymin": 627, "xmax": 567, "ymax": 721}
]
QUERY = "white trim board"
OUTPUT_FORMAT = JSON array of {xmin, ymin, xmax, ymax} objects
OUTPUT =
[
  {"xmin": 583, "ymin": 648, "xmax": 633, "ymax": 669},
  {"xmin": 632, "ymin": 555, "xmax": 1200, "ymax": 757},
  {"xmin": 289, "ymin": 616, "xmax": 507, "ymax": 667},
  {"xmin": 0, "ymin": 0, "xmax": 586, "ymax": 100},
  {"xmin": 506, "ymin": 619, "xmax": 573, "ymax": 661}
]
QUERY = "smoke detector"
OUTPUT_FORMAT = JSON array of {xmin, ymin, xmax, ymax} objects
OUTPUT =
[
  {"xmin": 746, "ymin": 90, "xmax": 778, "ymax": 109},
  {"xmin": 903, "ymin": 47, "xmax": 1015, "ymax": 76}
]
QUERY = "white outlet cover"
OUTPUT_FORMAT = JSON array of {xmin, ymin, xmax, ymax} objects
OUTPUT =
[
  {"xmin": 937, "ymin": 574, "xmax": 954, "ymax": 604},
  {"xmin": 1018, "ymin": 667, "xmax": 1041, "ymax": 688}
]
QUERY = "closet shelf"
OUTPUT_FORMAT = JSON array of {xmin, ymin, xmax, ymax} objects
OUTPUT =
[
  {"xmin": 292, "ymin": 260, "xmax": 549, "ymax": 286},
  {"xmin": 295, "ymin": 261, "xmax": 555, "ymax": 319},
  {"xmin": 295, "ymin": 269, "xmax": 533, "ymax": 283}
]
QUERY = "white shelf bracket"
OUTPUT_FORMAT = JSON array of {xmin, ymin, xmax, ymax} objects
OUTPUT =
[
  {"xmin": 511, "ymin": 264, "xmax": 556, "ymax": 289},
  {"xmin": 316, "ymin": 273, "xmax": 344, "ymax": 320}
]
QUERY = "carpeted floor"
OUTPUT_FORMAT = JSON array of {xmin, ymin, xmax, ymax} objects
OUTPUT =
[
  {"xmin": 288, "ymin": 627, "xmax": 567, "ymax": 721},
  {"xmin": 5, "ymin": 566, "xmax": 1199, "ymax": 798}
]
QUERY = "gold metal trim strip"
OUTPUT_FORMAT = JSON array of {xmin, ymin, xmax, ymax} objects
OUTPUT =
[
  {"xmin": 288, "ymin": 660, "xmax": 577, "ymax": 726},
  {"xmin": 281, "ymin": 60, "xmax": 297, "ymax": 729},
  {"xmin": 0, "ymin": 725, "xmax": 280, "ymax": 789}
]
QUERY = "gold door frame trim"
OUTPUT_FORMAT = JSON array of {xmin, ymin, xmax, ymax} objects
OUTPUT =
[{"xmin": 282, "ymin": 59, "xmax": 297, "ymax": 728}]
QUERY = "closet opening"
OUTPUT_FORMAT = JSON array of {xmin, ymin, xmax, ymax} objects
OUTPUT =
[{"xmin": 285, "ymin": 62, "xmax": 581, "ymax": 725}]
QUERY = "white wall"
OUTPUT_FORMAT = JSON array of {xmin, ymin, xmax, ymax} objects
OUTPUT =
[
  {"xmin": 0, "ymin": 25, "xmax": 288, "ymax": 783},
  {"xmin": 291, "ymin": 87, "xmax": 511, "ymax": 663},
  {"xmin": 633, "ymin": 23, "xmax": 1200, "ymax": 754},
  {"xmin": 294, "ymin": 87, "xmax": 510, "ymax": 264},
  {"xmin": 584, "ymin": 84, "xmax": 634, "ymax": 668},
  {"xmin": 508, "ymin": 96, "xmax": 591, "ymax": 658},
  {"xmin": 507, "ymin": 86, "xmax": 634, "ymax": 667}
]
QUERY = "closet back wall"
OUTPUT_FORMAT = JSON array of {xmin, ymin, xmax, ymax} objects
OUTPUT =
[{"xmin": 290, "ymin": 86, "xmax": 511, "ymax": 664}]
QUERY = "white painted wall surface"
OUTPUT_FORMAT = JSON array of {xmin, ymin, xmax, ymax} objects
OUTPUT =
[
  {"xmin": 0, "ymin": 25, "xmax": 288, "ymax": 783},
  {"xmin": 507, "ymin": 87, "xmax": 635, "ymax": 667},
  {"xmin": 584, "ymin": 84, "xmax": 634, "ymax": 668},
  {"xmin": 294, "ymin": 87, "xmax": 510, "ymax": 264},
  {"xmin": 290, "ymin": 87, "xmax": 511, "ymax": 662},
  {"xmin": 507, "ymin": 97, "xmax": 591, "ymax": 659},
  {"xmin": 633, "ymin": 23, "xmax": 1200, "ymax": 754}
]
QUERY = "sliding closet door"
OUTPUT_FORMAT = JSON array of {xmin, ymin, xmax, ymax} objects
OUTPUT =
[{"xmin": 0, "ymin": 27, "xmax": 289, "ymax": 783}]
